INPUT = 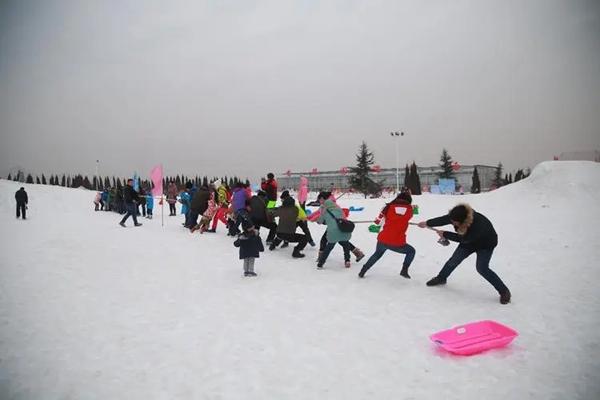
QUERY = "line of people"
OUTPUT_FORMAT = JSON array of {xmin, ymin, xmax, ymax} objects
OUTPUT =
[{"xmin": 93, "ymin": 171, "xmax": 512, "ymax": 304}]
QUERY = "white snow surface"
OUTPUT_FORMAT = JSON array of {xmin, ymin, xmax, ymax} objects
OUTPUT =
[{"xmin": 1, "ymin": 161, "xmax": 599, "ymax": 400}]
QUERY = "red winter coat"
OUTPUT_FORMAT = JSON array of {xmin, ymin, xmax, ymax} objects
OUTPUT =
[{"xmin": 375, "ymin": 200, "xmax": 413, "ymax": 247}]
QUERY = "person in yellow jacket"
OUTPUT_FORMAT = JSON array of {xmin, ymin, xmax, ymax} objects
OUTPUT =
[{"xmin": 279, "ymin": 190, "xmax": 315, "ymax": 248}]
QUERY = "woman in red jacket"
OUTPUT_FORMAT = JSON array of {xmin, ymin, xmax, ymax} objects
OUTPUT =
[{"xmin": 358, "ymin": 191, "xmax": 416, "ymax": 279}]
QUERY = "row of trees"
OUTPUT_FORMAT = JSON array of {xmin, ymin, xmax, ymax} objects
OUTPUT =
[
  {"xmin": 5, "ymin": 172, "xmax": 249, "ymax": 192},
  {"xmin": 348, "ymin": 143, "xmax": 530, "ymax": 197}
]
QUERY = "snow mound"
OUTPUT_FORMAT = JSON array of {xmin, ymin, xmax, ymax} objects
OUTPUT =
[{"xmin": 1, "ymin": 162, "xmax": 600, "ymax": 400}]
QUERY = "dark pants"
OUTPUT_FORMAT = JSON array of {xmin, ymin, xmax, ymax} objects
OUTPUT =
[
  {"xmin": 147, "ymin": 208, "xmax": 153, "ymax": 216},
  {"xmin": 252, "ymin": 219, "xmax": 278, "ymax": 243},
  {"xmin": 273, "ymin": 232, "xmax": 308, "ymax": 251},
  {"xmin": 361, "ymin": 242, "xmax": 416, "ymax": 274},
  {"xmin": 169, "ymin": 203, "xmax": 176, "ymax": 215},
  {"xmin": 16, "ymin": 202, "xmax": 26, "ymax": 219},
  {"xmin": 438, "ymin": 246, "xmax": 509, "ymax": 293},
  {"xmin": 140, "ymin": 203, "xmax": 146, "ymax": 217},
  {"xmin": 319, "ymin": 231, "xmax": 354, "ymax": 260},
  {"xmin": 188, "ymin": 209, "xmax": 202, "ymax": 228},
  {"xmin": 320, "ymin": 240, "xmax": 353, "ymax": 264},
  {"xmin": 120, "ymin": 204, "xmax": 139, "ymax": 225}
]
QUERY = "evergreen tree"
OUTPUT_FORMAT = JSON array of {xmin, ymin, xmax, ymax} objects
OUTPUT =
[
  {"xmin": 25, "ymin": 174, "xmax": 33, "ymax": 184},
  {"xmin": 49, "ymin": 175, "xmax": 54, "ymax": 185},
  {"xmin": 116, "ymin": 178, "xmax": 122, "ymax": 188},
  {"xmin": 61, "ymin": 175, "xmax": 66, "ymax": 187},
  {"xmin": 175, "ymin": 175, "xmax": 181, "ymax": 188},
  {"xmin": 202, "ymin": 176, "xmax": 208, "ymax": 187},
  {"xmin": 36, "ymin": 176, "xmax": 40, "ymax": 184},
  {"xmin": 83, "ymin": 176, "xmax": 92, "ymax": 189},
  {"xmin": 471, "ymin": 167, "xmax": 481, "ymax": 193},
  {"xmin": 438, "ymin": 149, "xmax": 455, "ymax": 180},
  {"xmin": 349, "ymin": 141, "xmax": 380, "ymax": 198},
  {"xmin": 409, "ymin": 162, "xmax": 422, "ymax": 195},
  {"xmin": 245, "ymin": 178, "xmax": 250, "ymax": 186},
  {"xmin": 7, "ymin": 173, "xmax": 12, "ymax": 180},
  {"xmin": 508, "ymin": 173, "xmax": 513, "ymax": 184},
  {"xmin": 492, "ymin": 162, "xmax": 504, "ymax": 188},
  {"xmin": 403, "ymin": 164, "xmax": 410, "ymax": 189},
  {"xmin": 514, "ymin": 169, "xmax": 523, "ymax": 182},
  {"xmin": 41, "ymin": 174, "xmax": 47, "ymax": 185}
]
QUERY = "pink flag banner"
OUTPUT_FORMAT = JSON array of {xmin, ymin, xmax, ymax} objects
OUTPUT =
[{"xmin": 150, "ymin": 165, "xmax": 163, "ymax": 196}]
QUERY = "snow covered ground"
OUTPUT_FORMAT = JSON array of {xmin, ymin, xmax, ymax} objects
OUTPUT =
[{"xmin": 1, "ymin": 161, "xmax": 599, "ymax": 400}]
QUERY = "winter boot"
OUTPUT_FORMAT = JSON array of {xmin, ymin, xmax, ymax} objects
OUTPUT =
[
  {"xmin": 134, "ymin": 223, "xmax": 143, "ymax": 227},
  {"xmin": 400, "ymin": 266, "xmax": 411, "ymax": 279},
  {"xmin": 352, "ymin": 248, "xmax": 365, "ymax": 262},
  {"xmin": 119, "ymin": 222, "xmax": 126, "ymax": 227},
  {"xmin": 206, "ymin": 228, "xmax": 216, "ymax": 233},
  {"xmin": 292, "ymin": 248, "xmax": 305, "ymax": 258},
  {"xmin": 309, "ymin": 240, "xmax": 316, "ymax": 247},
  {"xmin": 244, "ymin": 271, "xmax": 258, "ymax": 277},
  {"xmin": 281, "ymin": 241, "xmax": 289, "ymax": 249},
  {"xmin": 500, "ymin": 289, "xmax": 511, "ymax": 304},
  {"xmin": 316, "ymin": 251, "xmax": 323, "ymax": 263},
  {"xmin": 344, "ymin": 260, "xmax": 351, "ymax": 268},
  {"xmin": 426, "ymin": 276, "xmax": 447, "ymax": 286},
  {"xmin": 358, "ymin": 265, "xmax": 370, "ymax": 278}
]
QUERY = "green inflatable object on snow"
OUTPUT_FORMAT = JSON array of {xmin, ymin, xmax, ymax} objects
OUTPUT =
[{"xmin": 412, "ymin": 204, "xmax": 419, "ymax": 215}]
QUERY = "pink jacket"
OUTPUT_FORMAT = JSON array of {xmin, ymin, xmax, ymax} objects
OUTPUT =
[{"xmin": 298, "ymin": 176, "xmax": 308, "ymax": 204}]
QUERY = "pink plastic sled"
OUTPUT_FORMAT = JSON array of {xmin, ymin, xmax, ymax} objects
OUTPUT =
[{"xmin": 430, "ymin": 320, "xmax": 518, "ymax": 356}]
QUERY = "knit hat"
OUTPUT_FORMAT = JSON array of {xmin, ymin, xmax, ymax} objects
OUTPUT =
[{"xmin": 280, "ymin": 190, "xmax": 290, "ymax": 199}]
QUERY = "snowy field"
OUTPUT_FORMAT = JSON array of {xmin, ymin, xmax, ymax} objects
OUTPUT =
[{"xmin": 1, "ymin": 161, "xmax": 599, "ymax": 400}]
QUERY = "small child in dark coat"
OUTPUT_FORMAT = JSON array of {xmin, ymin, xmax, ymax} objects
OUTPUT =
[{"xmin": 233, "ymin": 209, "xmax": 264, "ymax": 277}]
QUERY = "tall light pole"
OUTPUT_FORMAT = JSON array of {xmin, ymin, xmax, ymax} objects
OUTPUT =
[{"xmin": 390, "ymin": 131, "xmax": 404, "ymax": 193}]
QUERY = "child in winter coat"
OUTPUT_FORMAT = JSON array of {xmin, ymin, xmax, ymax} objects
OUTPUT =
[
  {"xmin": 358, "ymin": 191, "xmax": 415, "ymax": 278},
  {"xmin": 233, "ymin": 207, "xmax": 264, "ymax": 277},
  {"xmin": 146, "ymin": 191, "xmax": 154, "ymax": 219}
]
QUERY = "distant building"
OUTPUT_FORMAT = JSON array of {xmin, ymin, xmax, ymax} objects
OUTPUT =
[
  {"xmin": 558, "ymin": 150, "xmax": 600, "ymax": 162},
  {"xmin": 277, "ymin": 165, "xmax": 497, "ymax": 192}
]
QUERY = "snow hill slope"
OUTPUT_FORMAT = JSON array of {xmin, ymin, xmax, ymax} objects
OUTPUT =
[{"xmin": 0, "ymin": 161, "xmax": 599, "ymax": 400}]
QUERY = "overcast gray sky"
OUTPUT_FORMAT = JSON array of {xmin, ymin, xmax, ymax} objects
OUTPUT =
[{"xmin": 1, "ymin": 0, "xmax": 599, "ymax": 182}]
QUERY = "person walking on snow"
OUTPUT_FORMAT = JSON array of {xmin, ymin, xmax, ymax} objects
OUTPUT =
[
  {"xmin": 358, "ymin": 191, "xmax": 416, "ymax": 278},
  {"xmin": 119, "ymin": 179, "xmax": 142, "ymax": 227},
  {"xmin": 417, "ymin": 203, "xmax": 511, "ymax": 304},
  {"xmin": 15, "ymin": 187, "xmax": 28, "ymax": 219}
]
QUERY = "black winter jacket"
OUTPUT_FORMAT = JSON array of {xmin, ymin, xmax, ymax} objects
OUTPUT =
[
  {"xmin": 122, "ymin": 186, "xmax": 140, "ymax": 204},
  {"xmin": 191, "ymin": 187, "xmax": 211, "ymax": 213},
  {"xmin": 234, "ymin": 231, "xmax": 265, "ymax": 259},
  {"xmin": 15, "ymin": 189, "xmax": 28, "ymax": 204},
  {"xmin": 249, "ymin": 195, "xmax": 268, "ymax": 223},
  {"xmin": 427, "ymin": 211, "xmax": 498, "ymax": 251}
]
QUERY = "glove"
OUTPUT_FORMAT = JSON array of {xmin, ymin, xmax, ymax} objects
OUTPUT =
[{"xmin": 368, "ymin": 224, "xmax": 381, "ymax": 233}]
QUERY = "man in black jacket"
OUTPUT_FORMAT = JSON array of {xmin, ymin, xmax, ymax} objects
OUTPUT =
[
  {"xmin": 15, "ymin": 187, "xmax": 28, "ymax": 219},
  {"xmin": 119, "ymin": 179, "xmax": 142, "ymax": 227},
  {"xmin": 418, "ymin": 203, "xmax": 511, "ymax": 304}
]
